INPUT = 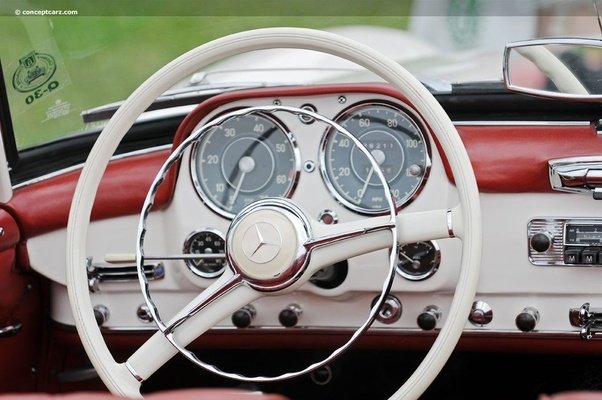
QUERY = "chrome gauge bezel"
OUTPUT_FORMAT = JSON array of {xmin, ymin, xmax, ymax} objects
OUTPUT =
[
  {"xmin": 182, "ymin": 228, "xmax": 227, "ymax": 278},
  {"xmin": 190, "ymin": 110, "xmax": 301, "ymax": 219},
  {"xmin": 319, "ymin": 101, "xmax": 432, "ymax": 215}
]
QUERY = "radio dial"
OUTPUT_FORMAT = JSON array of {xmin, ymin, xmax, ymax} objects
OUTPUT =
[{"xmin": 530, "ymin": 232, "xmax": 551, "ymax": 253}]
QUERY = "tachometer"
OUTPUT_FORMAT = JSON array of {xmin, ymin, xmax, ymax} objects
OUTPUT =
[
  {"xmin": 320, "ymin": 102, "xmax": 430, "ymax": 214},
  {"xmin": 191, "ymin": 112, "xmax": 300, "ymax": 218}
]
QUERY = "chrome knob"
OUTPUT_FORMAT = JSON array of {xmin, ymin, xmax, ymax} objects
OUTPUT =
[
  {"xmin": 371, "ymin": 295, "xmax": 402, "ymax": 324},
  {"xmin": 516, "ymin": 307, "xmax": 540, "ymax": 332},
  {"xmin": 279, "ymin": 304, "xmax": 302, "ymax": 327},
  {"xmin": 232, "ymin": 305, "xmax": 256, "ymax": 329},
  {"xmin": 417, "ymin": 305, "xmax": 441, "ymax": 331},
  {"xmin": 469, "ymin": 301, "xmax": 493, "ymax": 326},
  {"xmin": 137, "ymin": 304, "xmax": 154, "ymax": 323}
]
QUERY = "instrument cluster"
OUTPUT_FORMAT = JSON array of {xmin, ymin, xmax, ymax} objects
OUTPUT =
[{"xmin": 189, "ymin": 100, "xmax": 431, "ymax": 219}]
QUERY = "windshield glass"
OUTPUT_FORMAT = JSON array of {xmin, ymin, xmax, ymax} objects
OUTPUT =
[{"xmin": 0, "ymin": 0, "xmax": 599, "ymax": 150}]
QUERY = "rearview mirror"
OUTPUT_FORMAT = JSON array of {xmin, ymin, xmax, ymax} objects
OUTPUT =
[{"xmin": 504, "ymin": 38, "xmax": 602, "ymax": 101}]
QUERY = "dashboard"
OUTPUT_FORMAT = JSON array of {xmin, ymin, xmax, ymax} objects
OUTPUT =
[{"xmin": 17, "ymin": 83, "xmax": 602, "ymax": 351}]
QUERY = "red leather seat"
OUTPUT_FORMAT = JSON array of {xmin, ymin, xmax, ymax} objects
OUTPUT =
[{"xmin": 0, "ymin": 389, "xmax": 289, "ymax": 399}]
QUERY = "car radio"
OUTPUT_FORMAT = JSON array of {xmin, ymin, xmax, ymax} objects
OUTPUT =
[{"xmin": 528, "ymin": 218, "xmax": 602, "ymax": 266}]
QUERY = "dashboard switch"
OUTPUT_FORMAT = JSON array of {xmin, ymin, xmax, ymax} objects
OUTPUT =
[
  {"xmin": 93, "ymin": 305, "xmax": 110, "ymax": 326},
  {"xmin": 279, "ymin": 304, "xmax": 302, "ymax": 327},
  {"xmin": 515, "ymin": 307, "xmax": 539, "ymax": 332},
  {"xmin": 371, "ymin": 295, "xmax": 402, "ymax": 324},
  {"xmin": 417, "ymin": 305, "xmax": 441, "ymax": 331},
  {"xmin": 469, "ymin": 301, "xmax": 493, "ymax": 327},
  {"xmin": 231, "ymin": 305, "xmax": 256, "ymax": 329}
]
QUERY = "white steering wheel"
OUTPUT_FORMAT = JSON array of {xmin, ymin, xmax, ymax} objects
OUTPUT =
[{"xmin": 66, "ymin": 28, "xmax": 481, "ymax": 399}]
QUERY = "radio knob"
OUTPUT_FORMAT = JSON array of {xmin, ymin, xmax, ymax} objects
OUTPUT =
[
  {"xmin": 516, "ymin": 307, "xmax": 539, "ymax": 332},
  {"xmin": 530, "ymin": 232, "xmax": 551, "ymax": 253}
]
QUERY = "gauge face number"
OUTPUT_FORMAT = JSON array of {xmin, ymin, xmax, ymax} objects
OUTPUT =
[
  {"xmin": 184, "ymin": 230, "xmax": 226, "ymax": 278},
  {"xmin": 192, "ymin": 113, "xmax": 298, "ymax": 218},
  {"xmin": 322, "ymin": 103, "xmax": 429, "ymax": 214},
  {"xmin": 396, "ymin": 241, "xmax": 441, "ymax": 281}
]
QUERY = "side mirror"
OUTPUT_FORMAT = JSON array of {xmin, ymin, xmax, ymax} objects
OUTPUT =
[{"xmin": 504, "ymin": 38, "xmax": 602, "ymax": 101}]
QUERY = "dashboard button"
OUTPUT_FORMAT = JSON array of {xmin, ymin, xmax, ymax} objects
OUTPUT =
[
  {"xmin": 582, "ymin": 247, "xmax": 600, "ymax": 265},
  {"xmin": 564, "ymin": 247, "xmax": 582, "ymax": 264}
]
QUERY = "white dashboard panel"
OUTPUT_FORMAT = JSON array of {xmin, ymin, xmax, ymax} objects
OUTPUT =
[{"xmin": 25, "ymin": 92, "xmax": 594, "ymax": 339}]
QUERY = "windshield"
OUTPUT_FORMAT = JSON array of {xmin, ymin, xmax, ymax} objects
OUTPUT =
[{"xmin": 0, "ymin": 0, "xmax": 600, "ymax": 150}]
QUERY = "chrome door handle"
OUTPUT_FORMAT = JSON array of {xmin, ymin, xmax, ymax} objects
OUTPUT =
[{"xmin": 549, "ymin": 156, "xmax": 602, "ymax": 199}]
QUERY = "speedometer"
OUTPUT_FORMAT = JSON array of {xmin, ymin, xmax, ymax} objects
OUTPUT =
[
  {"xmin": 191, "ymin": 112, "xmax": 300, "ymax": 218},
  {"xmin": 320, "ymin": 102, "xmax": 430, "ymax": 214}
]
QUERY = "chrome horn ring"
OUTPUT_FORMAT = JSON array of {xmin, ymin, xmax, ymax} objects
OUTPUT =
[{"xmin": 136, "ymin": 105, "xmax": 398, "ymax": 381}]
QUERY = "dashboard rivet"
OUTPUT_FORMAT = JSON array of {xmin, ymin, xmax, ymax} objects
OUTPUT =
[
  {"xmin": 303, "ymin": 160, "xmax": 316, "ymax": 173},
  {"xmin": 408, "ymin": 164, "xmax": 422, "ymax": 177},
  {"xmin": 337, "ymin": 95, "xmax": 346, "ymax": 104},
  {"xmin": 272, "ymin": 99, "xmax": 282, "ymax": 106}
]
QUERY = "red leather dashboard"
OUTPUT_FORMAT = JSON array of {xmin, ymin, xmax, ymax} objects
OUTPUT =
[{"xmin": 4, "ymin": 84, "xmax": 599, "ymax": 240}]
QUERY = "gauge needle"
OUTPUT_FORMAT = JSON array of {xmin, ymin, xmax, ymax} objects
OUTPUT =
[
  {"xmin": 399, "ymin": 250, "xmax": 421, "ymax": 270},
  {"xmin": 229, "ymin": 156, "xmax": 255, "ymax": 209},
  {"xmin": 356, "ymin": 149, "xmax": 386, "ymax": 204},
  {"xmin": 357, "ymin": 167, "xmax": 374, "ymax": 204}
]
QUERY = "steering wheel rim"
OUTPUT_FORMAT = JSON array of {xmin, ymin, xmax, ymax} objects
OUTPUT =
[{"xmin": 66, "ymin": 27, "xmax": 481, "ymax": 399}]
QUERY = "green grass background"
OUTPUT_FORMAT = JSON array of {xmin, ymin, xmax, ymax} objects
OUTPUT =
[{"xmin": 0, "ymin": 11, "xmax": 410, "ymax": 149}]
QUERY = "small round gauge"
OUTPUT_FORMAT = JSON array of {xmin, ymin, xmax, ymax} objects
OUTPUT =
[
  {"xmin": 396, "ymin": 241, "xmax": 441, "ymax": 281},
  {"xmin": 183, "ymin": 230, "xmax": 227, "ymax": 278},
  {"xmin": 320, "ymin": 102, "xmax": 430, "ymax": 214},
  {"xmin": 191, "ymin": 112, "xmax": 300, "ymax": 218}
]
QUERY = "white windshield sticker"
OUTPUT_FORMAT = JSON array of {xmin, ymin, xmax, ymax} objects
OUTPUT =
[{"xmin": 7, "ymin": 38, "xmax": 71, "ymax": 113}]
